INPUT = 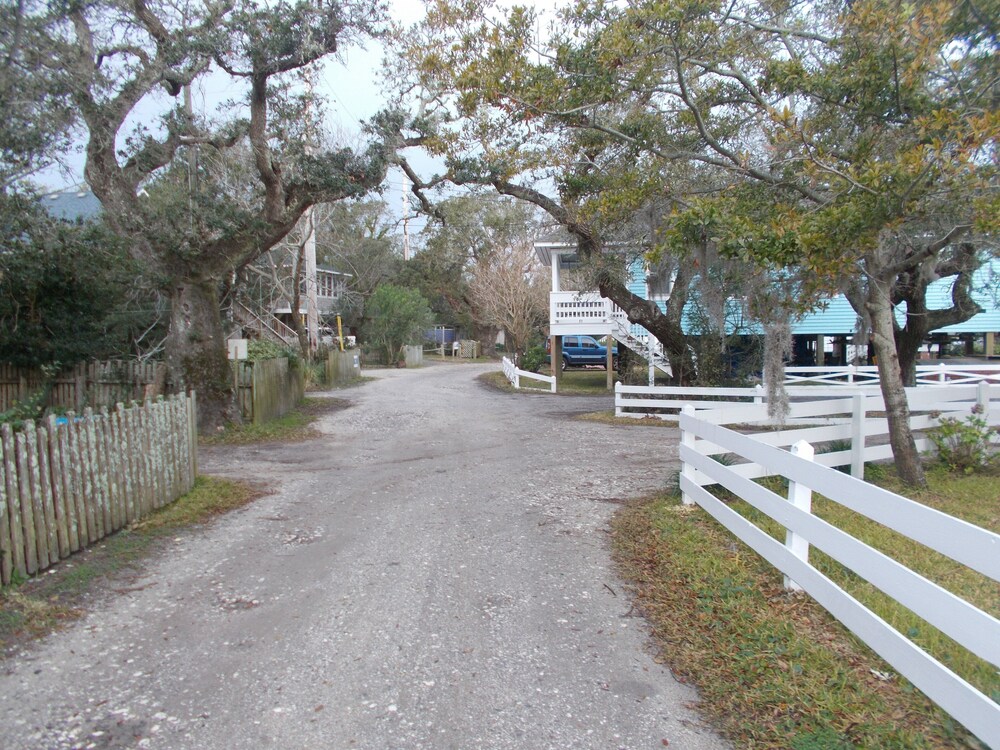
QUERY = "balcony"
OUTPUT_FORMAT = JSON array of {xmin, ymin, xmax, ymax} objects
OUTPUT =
[{"xmin": 550, "ymin": 291, "xmax": 627, "ymax": 335}]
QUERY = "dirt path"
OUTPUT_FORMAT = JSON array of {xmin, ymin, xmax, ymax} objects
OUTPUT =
[{"xmin": 0, "ymin": 363, "xmax": 729, "ymax": 750}]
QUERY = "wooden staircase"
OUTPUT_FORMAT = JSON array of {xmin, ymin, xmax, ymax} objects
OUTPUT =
[
  {"xmin": 610, "ymin": 317, "xmax": 672, "ymax": 375},
  {"xmin": 231, "ymin": 300, "xmax": 299, "ymax": 347}
]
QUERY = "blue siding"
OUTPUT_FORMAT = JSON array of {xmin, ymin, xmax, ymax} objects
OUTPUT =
[
  {"xmin": 792, "ymin": 259, "xmax": 1000, "ymax": 335},
  {"xmin": 618, "ymin": 255, "xmax": 999, "ymax": 340}
]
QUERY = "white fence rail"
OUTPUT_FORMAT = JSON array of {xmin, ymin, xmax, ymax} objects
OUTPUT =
[
  {"xmin": 679, "ymin": 383, "xmax": 997, "ymax": 478},
  {"xmin": 785, "ymin": 363, "xmax": 1000, "ymax": 386},
  {"xmin": 501, "ymin": 357, "xmax": 556, "ymax": 393},
  {"xmin": 677, "ymin": 396, "xmax": 1000, "ymax": 748},
  {"xmin": 616, "ymin": 364, "xmax": 1000, "ymax": 422}
]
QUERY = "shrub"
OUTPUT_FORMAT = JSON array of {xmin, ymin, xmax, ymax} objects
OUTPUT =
[
  {"xmin": 521, "ymin": 345, "xmax": 547, "ymax": 373},
  {"xmin": 927, "ymin": 406, "xmax": 998, "ymax": 473},
  {"xmin": 246, "ymin": 339, "xmax": 293, "ymax": 362}
]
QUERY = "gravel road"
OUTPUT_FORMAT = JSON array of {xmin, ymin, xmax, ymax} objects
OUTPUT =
[{"xmin": 0, "ymin": 362, "xmax": 730, "ymax": 750}]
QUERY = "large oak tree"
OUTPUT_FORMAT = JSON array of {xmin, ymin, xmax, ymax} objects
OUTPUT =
[{"xmin": 8, "ymin": 0, "xmax": 396, "ymax": 430}]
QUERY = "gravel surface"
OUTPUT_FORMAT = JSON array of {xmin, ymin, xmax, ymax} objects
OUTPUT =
[{"xmin": 0, "ymin": 363, "xmax": 730, "ymax": 750}]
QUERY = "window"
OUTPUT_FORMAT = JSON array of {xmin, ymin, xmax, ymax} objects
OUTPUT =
[{"xmin": 647, "ymin": 266, "xmax": 674, "ymax": 301}]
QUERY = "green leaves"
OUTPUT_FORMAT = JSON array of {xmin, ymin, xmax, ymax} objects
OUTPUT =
[{"xmin": 362, "ymin": 284, "xmax": 435, "ymax": 363}]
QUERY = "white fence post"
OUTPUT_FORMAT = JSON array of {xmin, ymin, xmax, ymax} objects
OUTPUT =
[
  {"xmin": 615, "ymin": 381, "xmax": 623, "ymax": 417},
  {"xmin": 939, "ymin": 362, "xmax": 947, "ymax": 384},
  {"xmin": 647, "ymin": 337, "xmax": 655, "ymax": 387},
  {"xmin": 784, "ymin": 439, "xmax": 815, "ymax": 591},
  {"xmin": 847, "ymin": 364, "xmax": 855, "ymax": 384},
  {"xmin": 976, "ymin": 381, "xmax": 989, "ymax": 418},
  {"xmin": 851, "ymin": 393, "xmax": 867, "ymax": 479},
  {"xmin": 754, "ymin": 384, "xmax": 763, "ymax": 405},
  {"xmin": 680, "ymin": 405, "xmax": 696, "ymax": 506}
]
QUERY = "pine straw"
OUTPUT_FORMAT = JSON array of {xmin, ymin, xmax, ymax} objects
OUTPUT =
[{"xmin": 610, "ymin": 496, "xmax": 987, "ymax": 749}]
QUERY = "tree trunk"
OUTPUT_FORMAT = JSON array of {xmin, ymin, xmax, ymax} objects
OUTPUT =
[
  {"xmin": 291, "ymin": 242, "xmax": 309, "ymax": 359},
  {"xmin": 597, "ymin": 271, "xmax": 697, "ymax": 385},
  {"xmin": 895, "ymin": 316, "xmax": 924, "ymax": 388},
  {"xmin": 166, "ymin": 278, "xmax": 241, "ymax": 433},
  {"xmin": 866, "ymin": 288, "xmax": 926, "ymax": 487}
]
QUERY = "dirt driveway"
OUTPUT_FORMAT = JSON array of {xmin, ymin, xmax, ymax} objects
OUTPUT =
[{"xmin": 0, "ymin": 362, "xmax": 729, "ymax": 750}]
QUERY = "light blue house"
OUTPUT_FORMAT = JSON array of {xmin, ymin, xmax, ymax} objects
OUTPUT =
[{"xmin": 536, "ymin": 237, "xmax": 1000, "ymax": 371}]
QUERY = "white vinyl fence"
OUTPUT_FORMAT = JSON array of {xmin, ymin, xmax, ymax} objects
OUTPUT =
[
  {"xmin": 677, "ymin": 389, "xmax": 1000, "ymax": 748},
  {"xmin": 615, "ymin": 364, "xmax": 1000, "ymax": 422},
  {"xmin": 501, "ymin": 357, "xmax": 556, "ymax": 393},
  {"xmin": 785, "ymin": 363, "xmax": 1000, "ymax": 386}
]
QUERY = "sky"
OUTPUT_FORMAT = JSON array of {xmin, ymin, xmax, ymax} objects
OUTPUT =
[
  {"xmin": 35, "ymin": 0, "xmax": 561, "ymax": 239},
  {"xmin": 35, "ymin": 1, "xmax": 430, "ymax": 230}
]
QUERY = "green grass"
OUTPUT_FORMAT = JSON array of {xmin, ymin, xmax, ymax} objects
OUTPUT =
[
  {"xmin": 612, "ymin": 469, "xmax": 999, "ymax": 749},
  {"xmin": 480, "ymin": 368, "xmax": 618, "ymax": 395},
  {"xmin": 575, "ymin": 410, "xmax": 676, "ymax": 427},
  {"xmin": 200, "ymin": 397, "xmax": 349, "ymax": 445},
  {"xmin": 0, "ymin": 476, "xmax": 264, "ymax": 653}
]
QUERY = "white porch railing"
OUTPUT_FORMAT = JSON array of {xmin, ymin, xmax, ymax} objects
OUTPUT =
[
  {"xmin": 501, "ymin": 356, "xmax": 556, "ymax": 393},
  {"xmin": 677, "ymin": 394, "xmax": 1000, "ymax": 749},
  {"xmin": 550, "ymin": 291, "xmax": 627, "ymax": 328}
]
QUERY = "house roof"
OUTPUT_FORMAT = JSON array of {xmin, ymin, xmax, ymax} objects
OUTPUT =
[
  {"xmin": 534, "ymin": 236, "xmax": 579, "ymax": 268},
  {"xmin": 42, "ymin": 185, "xmax": 102, "ymax": 222}
]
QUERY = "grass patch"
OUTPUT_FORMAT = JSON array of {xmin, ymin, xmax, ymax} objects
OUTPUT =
[
  {"xmin": 479, "ymin": 368, "xmax": 617, "ymax": 395},
  {"xmin": 556, "ymin": 369, "xmax": 617, "ymax": 394},
  {"xmin": 612, "ymin": 469, "xmax": 998, "ymax": 749},
  {"xmin": 576, "ymin": 410, "xmax": 676, "ymax": 427},
  {"xmin": 0, "ymin": 476, "xmax": 264, "ymax": 655},
  {"xmin": 200, "ymin": 397, "xmax": 349, "ymax": 445}
]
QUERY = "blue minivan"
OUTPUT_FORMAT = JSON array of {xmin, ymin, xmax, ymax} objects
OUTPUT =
[{"xmin": 546, "ymin": 335, "xmax": 619, "ymax": 370}]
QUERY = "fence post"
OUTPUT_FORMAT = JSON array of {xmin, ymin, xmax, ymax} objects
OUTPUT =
[
  {"xmin": 615, "ymin": 381, "xmax": 623, "ymax": 417},
  {"xmin": 847, "ymin": 364, "xmax": 855, "ymax": 384},
  {"xmin": 784, "ymin": 439, "xmax": 814, "ymax": 591},
  {"xmin": 976, "ymin": 381, "xmax": 989, "ymax": 419},
  {"xmin": 680, "ymin": 405, "xmax": 696, "ymax": 506},
  {"xmin": 851, "ymin": 393, "xmax": 866, "ymax": 479},
  {"xmin": 939, "ymin": 362, "xmax": 946, "ymax": 384},
  {"xmin": 754, "ymin": 384, "xmax": 763, "ymax": 405},
  {"xmin": 647, "ymin": 337, "xmax": 655, "ymax": 387}
]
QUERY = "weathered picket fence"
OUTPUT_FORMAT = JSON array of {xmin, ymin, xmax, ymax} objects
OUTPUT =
[
  {"xmin": 0, "ymin": 393, "xmax": 197, "ymax": 585},
  {"xmin": 0, "ymin": 360, "xmax": 166, "ymax": 413},
  {"xmin": 501, "ymin": 356, "xmax": 556, "ymax": 392},
  {"xmin": 677, "ymin": 390, "xmax": 1000, "ymax": 748},
  {"xmin": 2, "ymin": 358, "xmax": 301, "ymax": 426},
  {"xmin": 235, "ymin": 358, "xmax": 304, "ymax": 425}
]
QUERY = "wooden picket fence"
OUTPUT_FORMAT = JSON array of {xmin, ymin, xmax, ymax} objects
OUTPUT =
[
  {"xmin": 1, "ymin": 358, "xmax": 302, "ymax": 426},
  {"xmin": 0, "ymin": 361, "xmax": 166, "ymax": 413},
  {"xmin": 235, "ymin": 358, "xmax": 304, "ymax": 425},
  {"xmin": 0, "ymin": 393, "xmax": 197, "ymax": 585}
]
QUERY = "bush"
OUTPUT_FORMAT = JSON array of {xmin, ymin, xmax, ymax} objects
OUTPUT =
[
  {"xmin": 362, "ymin": 284, "xmax": 435, "ymax": 364},
  {"xmin": 928, "ymin": 406, "xmax": 998, "ymax": 473},
  {"xmin": 521, "ymin": 345, "xmax": 547, "ymax": 373},
  {"xmin": 246, "ymin": 339, "xmax": 294, "ymax": 362}
]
